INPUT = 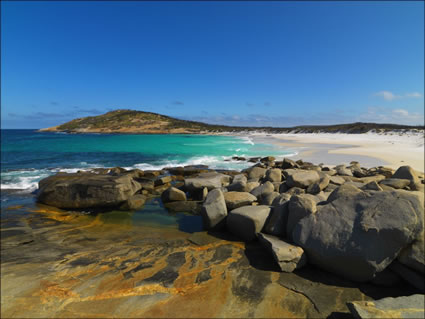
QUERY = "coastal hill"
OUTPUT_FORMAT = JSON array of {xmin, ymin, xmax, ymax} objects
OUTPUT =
[{"xmin": 39, "ymin": 109, "xmax": 424, "ymax": 134}]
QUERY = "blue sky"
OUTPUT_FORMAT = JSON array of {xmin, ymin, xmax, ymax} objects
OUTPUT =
[{"xmin": 1, "ymin": 1, "xmax": 424, "ymax": 129}]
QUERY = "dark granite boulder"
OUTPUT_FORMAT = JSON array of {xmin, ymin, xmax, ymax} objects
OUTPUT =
[
  {"xmin": 392, "ymin": 165, "xmax": 421, "ymax": 190},
  {"xmin": 119, "ymin": 194, "xmax": 146, "ymax": 210},
  {"xmin": 292, "ymin": 189, "xmax": 424, "ymax": 282},
  {"xmin": 286, "ymin": 171, "xmax": 320, "ymax": 189},
  {"xmin": 185, "ymin": 172, "xmax": 230, "ymax": 191},
  {"xmin": 227, "ymin": 205, "xmax": 272, "ymax": 241},
  {"xmin": 379, "ymin": 178, "xmax": 411, "ymax": 189},
  {"xmin": 37, "ymin": 172, "xmax": 141, "ymax": 209},
  {"xmin": 201, "ymin": 189, "xmax": 227, "ymax": 230},
  {"xmin": 263, "ymin": 194, "xmax": 291, "ymax": 237},
  {"xmin": 224, "ymin": 191, "xmax": 257, "ymax": 210},
  {"xmin": 161, "ymin": 187, "xmax": 187, "ymax": 203},
  {"xmin": 258, "ymin": 233, "xmax": 306, "ymax": 272},
  {"xmin": 347, "ymin": 294, "xmax": 425, "ymax": 319},
  {"xmin": 250, "ymin": 181, "xmax": 275, "ymax": 199}
]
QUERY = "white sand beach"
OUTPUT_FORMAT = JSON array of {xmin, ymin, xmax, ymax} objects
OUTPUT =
[{"xmin": 249, "ymin": 131, "xmax": 425, "ymax": 173}]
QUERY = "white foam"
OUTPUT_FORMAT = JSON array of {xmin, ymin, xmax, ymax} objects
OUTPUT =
[
  {"xmin": 240, "ymin": 136, "xmax": 255, "ymax": 145},
  {"xmin": 1, "ymin": 149, "xmax": 299, "ymax": 191},
  {"xmin": 1, "ymin": 176, "xmax": 41, "ymax": 191},
  {"xmin": 0, "ymin": 163, "xmax": 105, "ymax": 192}
]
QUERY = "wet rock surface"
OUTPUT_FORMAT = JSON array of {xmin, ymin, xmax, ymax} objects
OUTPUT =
[
  {"xmin": 3, "ymin": 203, "xmax": 419, "ymax": 318},
  {"xmin": 347, "ymin": 294, "xmax": 425, "ymax": 318},
  {"xmin": 4, "ymin": 160, "xmax": 425, "ymax": 318}
]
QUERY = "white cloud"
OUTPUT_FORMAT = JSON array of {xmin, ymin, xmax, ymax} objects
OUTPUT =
[
  {"xmin": 358, "ymin": 107, "xmax": 424, "ymax": 125},
  {"xmin": 405, "ymin": 92, "xmax": 422, "ymax": 98},
  {"xmin": 184, "ymin": 106, "xmax": 424, "ymax": 127},
  {"xmin": 392, "ymin": 109, "xmax": 409, "ymax": 117},
  {"xmin": 374, "ymin": 91, "xmax": 401, "ymax": 101},
  {"xmin": 374, "ymin": 91, "xmax": 423, "ymax": 101}
]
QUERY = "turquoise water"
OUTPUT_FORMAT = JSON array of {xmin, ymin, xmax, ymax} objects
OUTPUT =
[
  {"xmin": 1, "ymin": 129, "xmax": 294, "ymax": 232},
  {"xmin": 1, "ymin": 129, "xmax": 293, "ymax": 191}
]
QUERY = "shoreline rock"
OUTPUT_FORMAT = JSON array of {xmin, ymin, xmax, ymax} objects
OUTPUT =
[{"xmin": 35, "ymin": 158, "xmax": 425, "ymax": 293}]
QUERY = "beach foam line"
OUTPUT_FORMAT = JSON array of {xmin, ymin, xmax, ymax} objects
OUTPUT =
[
  {"xmin": 0, "ymin": 164, "xmax": 105, "ymax": 192},
  {"xmin": 0, "ymin": 150, "xmax": 299, "ymax": 191}
]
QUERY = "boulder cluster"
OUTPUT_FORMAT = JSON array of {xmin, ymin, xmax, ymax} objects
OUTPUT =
[{"xmin": 36, "ymin": 156, "xmax": 425, "ymax": 291}]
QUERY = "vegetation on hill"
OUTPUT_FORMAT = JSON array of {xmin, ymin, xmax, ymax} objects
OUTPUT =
[{"xmin": 39, "ymin": 109, "xmax": 424, "ymax": 134}]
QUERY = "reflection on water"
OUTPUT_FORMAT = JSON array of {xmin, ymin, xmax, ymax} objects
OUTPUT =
[
  {"xmin": 95, "ymin": 198, "xmax": 203, "ymax": 233},
  {"xmin": 1, "ymin": 192, "xmax": 204, "ymax": 234}
]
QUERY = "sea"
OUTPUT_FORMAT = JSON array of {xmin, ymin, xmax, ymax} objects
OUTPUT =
[{"xmin": 1, "ymin": 129, "xmax": 295, "ymax": 232}]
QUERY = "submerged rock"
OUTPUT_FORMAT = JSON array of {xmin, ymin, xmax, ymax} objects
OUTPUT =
[{"xmin": 164, "ymin": 200, "xmax": 201, "ymax": 214}]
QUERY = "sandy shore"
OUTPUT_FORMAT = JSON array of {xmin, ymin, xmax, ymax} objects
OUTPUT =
[{"xmin": 249, "ymin": 131, "xmax": 424, "ymax": 173}]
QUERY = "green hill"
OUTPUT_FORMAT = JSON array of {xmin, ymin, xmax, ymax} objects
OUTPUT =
[{"xmin": 39, "ymin": 109, "xmax": 424, "ymax": 134}]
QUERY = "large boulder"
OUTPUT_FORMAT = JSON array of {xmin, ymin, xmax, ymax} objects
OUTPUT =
[
  {"xmin": 358, "ymin": 175, "xmax": 386, "ymax": 184},
  {"xmin": 306, "ymin": 174, "xmax": 330, "ymax": 195},
  {"xmin": 227, "ymin": 174, "xmax": 247, "ymax": 192},
  {"xmin": 379, "ymin": 178, "xmax": 410, "ymax": 189},
  {"xmin": 245, "ymin": 181, "xmax": 260, "ymax": 192},
  {"xmin": 397, "ymin": 230, "xmax": 425, "ymax": 275},
  {"xmin": 246, "ymin": 167, "xmax": 267, "ymax": 180},
  {"xmin": 265, "ymin": 168, "xmax": 282, "ymax": 183},
  {"xmin": 263, "ymin": 194, "xmax": 291, "ymax": 237},
  {"xmin": 392, "ymin": 165, "xmax": 421, "ymax": 190},
  {"xmin": 119, "ymin": 194, "xmax": 146, "ymax": 210},
  {"xmin": 389, "ymin": 260, "xmax": 425, "ymax": 292},
  {"xmin": 347, "ymin": 294, "xmax": 425, "ymax": 319},
  {"xmin": 361, "ymin": 181, "xmax": 383, "ymax": 191},
  {"xmin": 260, "ymin": 192, "xmax": 280, "ymax": 206},
  {"xmin": 329, "ymin": 176, "xmax": 346, "ymax": 185},
  {"xmin": 154, "ymin": 175, "xmax": 173, "ymax": 186},
  {"xmin": 258, "ymin": 233, "xmax": 306, "ymax": 272},
  {"xmin": 201, "ymin": 189, "xmax": 227, "ymax": 230},
  {"xmin": 185, "ymin": 172, "xmax": 230, "ymax": 191},
  {"xmin": 335, "ymin": 165, "xmax": 353, "ymax": 176},
  {"xmin": 232, "ymin": 174, "xmax": 248, "ymax": 184},
  {"xmin": 224, "ymin": 191, "xmax": 257, "ymax": 210},
  {"xmin": 226, "ymin": 205, "xmax": 271, "ymax": 241},
  {"xmin": 161, "ymin": 187, "xmax": 187, "ymax": 203},
  {"xmin": 282, "ymin": 158, "xmax": 299, "ymax": 169},
  {"xmin": 286, "ymin": 171, "xmax": 320, "ymax": 189},
  {"xmin": 287, "ymin": 195, "xmax": 317, "ymax": 241},
  {"xmin": 327, "ymin": 184, "xmax": 362, "ymax": 203},
  {"xmin": 292, "ymin": 189, "xmax": 424, "ymax": 282},
  {"xmin": 37, "ymin": 172, "xmax": 142, "ymax": 209},
  {"xmin": 250, "ymin": 181, "xmax": 275, "ymax": 199}
]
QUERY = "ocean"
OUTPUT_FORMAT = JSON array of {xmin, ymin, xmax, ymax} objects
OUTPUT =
[
  {"xmin": 1, "ymin": 130, "xmax": 294, "ymax": 229},
  {"xmin": 1, "ymin": 129, "xmax": 295, "ymax": 191}
]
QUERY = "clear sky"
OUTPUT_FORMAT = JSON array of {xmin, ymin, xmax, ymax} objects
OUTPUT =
[{"xmin": 1, "ymin": 1, "xmax": 424, "ymax": 129}]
